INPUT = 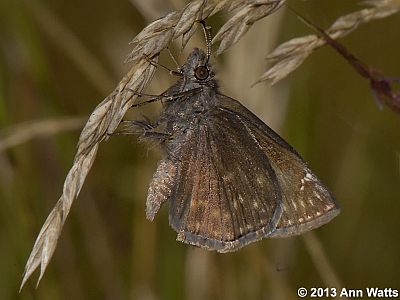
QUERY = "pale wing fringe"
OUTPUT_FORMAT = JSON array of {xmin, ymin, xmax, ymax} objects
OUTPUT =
[
  {"xmin": 257, "ymin": 0, "xmax": 400, "ymax": 85},
  {"xmin": 21, "ymin": 0, "xmax": 285, "ymax": 289}
]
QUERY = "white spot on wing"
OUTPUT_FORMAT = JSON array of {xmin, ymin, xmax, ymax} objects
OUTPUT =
[
  {"xmin": 300, "ymin": 171, "xmax": 315, "ymax": 191},
  {"xmin": 305, "ymin": 172, "xmax": 314, "ymax": 181}
]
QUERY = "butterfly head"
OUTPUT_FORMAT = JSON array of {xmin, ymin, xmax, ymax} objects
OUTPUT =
[{"xmin": 180, "ymin": 48, "xmax": 216, "ymax": 89}]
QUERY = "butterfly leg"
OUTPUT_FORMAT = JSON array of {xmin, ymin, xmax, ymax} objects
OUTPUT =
[
  {"xmin": 143, "ymin": 53, "xmax": 182, "ymax": 76},
  {"xmin": 114, "ymin": 118, "xmax": 171, "ymax": 141}
]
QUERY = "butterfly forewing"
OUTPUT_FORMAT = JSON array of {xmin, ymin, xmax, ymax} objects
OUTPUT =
[{"xmin": 167, "ymin": 108, "xmax": 283, "ymax": 252}]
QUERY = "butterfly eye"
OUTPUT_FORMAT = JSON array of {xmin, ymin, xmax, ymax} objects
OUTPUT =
[{"xmin": 194, "ymin": 66, "xmax": 209, "ymax": 80}]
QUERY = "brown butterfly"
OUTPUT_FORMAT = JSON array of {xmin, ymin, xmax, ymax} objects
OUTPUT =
[{"xmin": 118, "ymin": 25, "xmax": 339, "ymax": 252}]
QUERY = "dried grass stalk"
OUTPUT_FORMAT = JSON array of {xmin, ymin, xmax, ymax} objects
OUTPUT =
[
  {"xmin": 212, "ymin": 0, "xmax": 285, "ymax": 55},
  {"xmin": 20, "ymin": 59, "xmax": 155, "ymax": 290},
  {"xmin": 125, "ymin": 0, "xmax": 286, "ymax": 62},
  {"xmin": 21, "ymin": 0, "xmax": 284, "ymax": 289},
  {"xmin": 257, "ymin": 0, "xmax": 400, "ymax": 85}
]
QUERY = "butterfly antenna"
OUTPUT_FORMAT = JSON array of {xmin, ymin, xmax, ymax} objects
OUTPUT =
[{"xmin": 200, "ymin": 20, "xmax": 212, "ymax": 64}]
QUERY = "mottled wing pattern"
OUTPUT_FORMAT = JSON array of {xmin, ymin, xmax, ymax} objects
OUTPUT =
[
  {"xmin": 216, "ymin": 94, "xmax": 340, "ymax": 238},
  {"xmin": 167, "ymin": 110, "xmax": 283, "ymax": 252}
]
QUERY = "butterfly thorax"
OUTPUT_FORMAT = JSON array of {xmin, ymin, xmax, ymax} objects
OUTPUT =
[
  {"xmin": 157, "ymin": 48, "xmax": 219, "ymax": 135},
  {"xmin": 161, "ymin": 86, "xmax": 218, "ymax": 136}
]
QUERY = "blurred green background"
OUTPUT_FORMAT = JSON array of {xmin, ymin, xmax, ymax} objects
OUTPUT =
[{"xmin": 1, "ymin": 0, "xmax": 399, "ymax": 299}]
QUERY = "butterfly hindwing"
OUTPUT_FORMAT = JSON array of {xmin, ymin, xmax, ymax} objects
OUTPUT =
[{"xmin": 216, "ymin": 94, "xmax": 340, "ymax": 237}]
